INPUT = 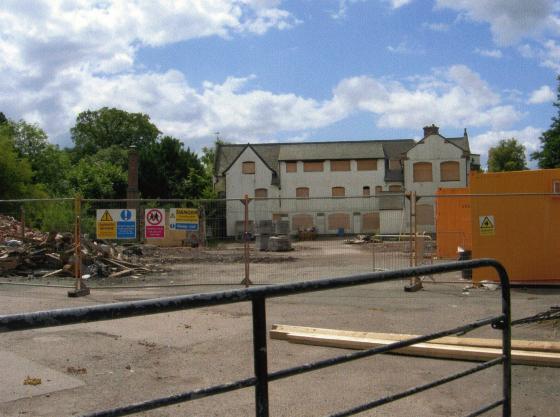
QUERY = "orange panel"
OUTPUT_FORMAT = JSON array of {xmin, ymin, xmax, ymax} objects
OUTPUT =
[
  {"xmin": 436, "ymin": 188, "xmax": 471, "ymax": 259},
  {"xmin": 470, "ymin": 169, "xmax": 560, "ymax": 284}
]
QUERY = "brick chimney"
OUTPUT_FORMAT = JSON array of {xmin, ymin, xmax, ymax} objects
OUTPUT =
[
  {"xmin": 423, "ymin": 124, "xmax": 439, "ymax": 138},
  {"xmin": 127, "ymin": 146, "xmax": 139, "ymax": 207}
]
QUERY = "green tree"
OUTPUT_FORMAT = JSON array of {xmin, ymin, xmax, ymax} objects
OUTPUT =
[
  {"xmin": 0, "ymin": 112, "xmax": 7, "ymax": 125},
  {"xmin": 487, "ymin": 138, "xmax": 528, "ymax": 172},
  {"xmin": 70, "ymin": 107, "xmax": 160, "ymax": 158},
  {"xmin": 68, "ymin": 157, "xmax": 127, "ymax": 199},
  {"xmin": 532, "ymin": 76, "xmax": 560, "ymax": 168},
  {"xmin": 139, "ymin": 136, "xmax": 209, "ymax": 199},
  {"xmin": 0, "ymin": 131, "xmax": 40, "ymax": 198},
  {"xmin": 9, "ymin": 120, "xmax": 49, "ymax": 161}
]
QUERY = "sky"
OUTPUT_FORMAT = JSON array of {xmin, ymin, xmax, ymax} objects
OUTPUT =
[{"xmin": 1, "ymin": 1, "xmax": 559, "ymax": 167}]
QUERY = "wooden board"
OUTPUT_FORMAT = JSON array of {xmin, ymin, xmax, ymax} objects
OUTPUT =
[
  {"xmin": 271, "ymin": 324, "xmax": 560, "ymax": 353},
  {"xmin": 279, "ymin": 332, "xmax": 560, "ymax": 367}
]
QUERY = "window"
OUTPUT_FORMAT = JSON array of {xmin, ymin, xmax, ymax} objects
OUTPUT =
[
  {"xmin": 362, "ymin": 212, "xmax": 380, "ymax": 232},
  {"xmin": 553, "ymin": 180, "xmax": 560, "ymax": 194},
  {"xmin": 332, "ymin": 187, "xmax": 345, "ymax": 197},
  {"xmin": 416, "ymin": 204, "xmax": 434, "ymax": 225},
  {"xmin": 255, "ymin": 188, "xmax": 267, "ymax": 199},
  {"xmin": 242, "ymin": 161, "xmax": 255, "ymax": 174},
  {"xmin": 303, "ymin": 161, "xmax": 324, "ymax": 172},
  {"xmin": 413, "ymin": 162, "xmax": 433, "ymax": 182},
  {"xmin": 388, "ymin": 185, "xmax": 402, "ymax": 192},
  {"xmin": 389, "ymin": 159, "xmax": 401, "ymax": 170},
  {"xmin": 291, "ymin": 214, "xmax": 314, "ymax": 231},
  {"xmin": 328, "ymin": 213, "xmax": 350, "ymax": 230},
  {"xmin": 286, "ymin": 162, "xmax": 297, "ymax": 173},
  {"xmin": 440, "ymin": 161, "xmax": 460, "ymax": 181},
  {"xmin": 375, "ymin": 186, "xmax": 383, "ymax": 194},
  {"xmin": 330, "ymin": 160, "xmax": 351, "ymax": 171},
  {"xmin": 357, "ymin": 159, "xmax": 377, "ymax": 171},
  {"xmin": 296, "ymin": 187, "xmax": 309, "ymax": 198},
  {"xmin": 363, "ymin": 186, "xmax": 370, "ymax": 196}
]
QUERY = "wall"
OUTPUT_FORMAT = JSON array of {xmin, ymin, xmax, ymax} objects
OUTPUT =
[
  {"xmin": 470, "ymin": 169, "xmax": 560, "ymax": 284},
  {"xmin": 435, "ymin": 187, "xmax": 471, "ymax": 259}
]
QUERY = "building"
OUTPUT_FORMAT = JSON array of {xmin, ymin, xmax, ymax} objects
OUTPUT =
[{"xmin": 214, "ymin": 125, "xmax": 479, "ymax": 237}]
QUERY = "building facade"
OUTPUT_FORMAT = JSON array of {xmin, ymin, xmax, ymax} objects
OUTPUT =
[{"xmin": 214, "ymin": 125, "xmax": 479, "ymax": 236}]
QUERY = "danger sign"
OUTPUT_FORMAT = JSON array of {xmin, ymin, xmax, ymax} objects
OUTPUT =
[
  {"xmin": 145, "ymin": 208, "xmax": 165, "ymax": 239},
  {"xmin": 169, "ymin": 208, "xmax": 199, "ymax": 231},
  {"xmin": 479, "ymin": 215, "xmax": 495, "ymax": 236},
  {"xmin": 96, "ymin": 209, "xmax": 136, "ymax": 239}
]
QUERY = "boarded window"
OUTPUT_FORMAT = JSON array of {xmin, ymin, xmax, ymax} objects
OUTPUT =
[
  {"xmin": 375, "ymin": 186, "xmax": 383, "ymax": 194},
  {"xmin": 254, "ymin": 188, "xmax": 267, "ymax": 199},
  {"xmin": 357, "ymin": 159, "xmax": 377, "ymax": 171},
  {"xmin": 554, "ymin": 180, "xmax": 560, "ymax": 194},
  {"xmin": 416, "ymin": 204, "xmax": 434, "ymax": 225},
  {"xmin": 303, "ymin": 161, "xmax": 323, "ymax": 172},
  {"xmin": 363, "ymin": 186, "xmax": 370, "ymax": 196},
  {"xmin": 296, "ymin": 187, "xmax": 309, "ymax": 198},
  {"xmin": 286, "ymin": 162, "xmax": 297, "ymax": 173},
  {"xmin": 362, "ymin": 212, "xmax": 380, "ymax": 232},
  {"xmin": 388, "ymin": 185, "xmax": 402, "ymax": 192},
  {"xmin": 242, "ymin": 161, "xmax": 255, "ymax": 174},
  {"xmin": 332, "ymin": 187, "xmax": 345, "ymax": 197},
  {"xmin": 330, "ymin": 160, "xmax": 351, "ymax": 171},
  {"xmin": 272, "ymin": 213, "xmax": 286, "ymax": 221},
  {"xmin": 328, "ymin": 213, "xmax": 350, "ymax": 230},
  {"xmin": 440, "ymin": 161, "xmax": 460, "ymax": 181},
  {"xmin": 292, "ymin": 214, "xmax": 314, "ymax": 231},
  {"xmin": 413, "ymin": 162, "xmax": 433, "ymax": 182},
  {"xmin": 389, "ymin": 159, "xmax": 401, "ymax": 170}
]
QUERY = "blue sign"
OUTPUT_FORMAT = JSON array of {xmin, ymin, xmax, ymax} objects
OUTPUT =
[
  {"xmin": 120, "ymin": 209, "xmax": 133, "ymax": 221},
  {"xmin": 117, "ymin": 221, "xmax": 136, "ymax": 239},
  {"xmin": 174, "ymin": 223, "xmax": 199, "ymax": 231}
]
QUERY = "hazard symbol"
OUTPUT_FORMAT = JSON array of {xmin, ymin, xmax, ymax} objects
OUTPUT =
[
  {"xmin": 479, "ymin": 215, "xmax": 495, "ymax": 236},
  {"xmin": 100, "ymin": 210, "xmax": 113, "ymax": 222},
  {"xmin": 146, "ymin": 209, "xmax": 163, "ymax": 226}
]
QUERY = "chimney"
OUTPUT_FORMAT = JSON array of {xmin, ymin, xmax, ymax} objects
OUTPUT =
[
  {"xmin": 423, "ymin": 124, "xmax": 439, "ymax": 138},
  {"xmin": 127, "ymin": 146, "xmax": 139, "ymax": 207}
]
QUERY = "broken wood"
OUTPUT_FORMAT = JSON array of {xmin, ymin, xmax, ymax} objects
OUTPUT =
[
  {"xmin": 41, "ymin": 269, "xmax": 65, "ymax": 278},
  {"xmin": 271, "ymin": 324, "xmax": 560, "ymax": 353}
]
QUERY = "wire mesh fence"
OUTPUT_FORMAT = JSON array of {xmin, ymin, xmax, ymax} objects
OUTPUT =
[{"xmin": 1, "ymin": 191, "xmax": 558, "ymax": 288}]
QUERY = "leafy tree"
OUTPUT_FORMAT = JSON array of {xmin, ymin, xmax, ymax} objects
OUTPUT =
[
  {"xmin": 532, "ymin": 76, "xmax": 560, "ymax": 168},
  {"xmin": 139, "ymin": 136, "xmax": 209, "ymax": 199},
  {"xmin": 68, "ymin": 157, "xmax": 127, "ymax": 199},
  {"xmin": 487, "ymin": 138, "xmax": 528, "ymax": 172},
  {"xmin": 70, "ymin": 107, "xmax": 160, "ymax": 158},
  {"xmin": 9, "ymin": 120, "xmax": 49, "ymax": 161},
  {"xmin": 0, "ymin": 112, "xmax": 7, "ymax": 125},
  {"xmin": 0, "ymin": 131, "xmax": 40, "ymax": 198}
]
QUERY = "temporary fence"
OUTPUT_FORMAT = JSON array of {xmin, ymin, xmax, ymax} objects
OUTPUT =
[{"xmin": 1, "ymin": 191, "xmax": 558, "ymax": 288}]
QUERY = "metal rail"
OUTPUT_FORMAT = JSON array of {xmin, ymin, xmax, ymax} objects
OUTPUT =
[{"xmin": 0, "ymin": 259, "xmax": 512, "ymax": 417}]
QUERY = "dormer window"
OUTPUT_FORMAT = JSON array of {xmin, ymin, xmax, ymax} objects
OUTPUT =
[{"xmin": 242, "ymin": 161, "xmax": 255, "ymax": 174}]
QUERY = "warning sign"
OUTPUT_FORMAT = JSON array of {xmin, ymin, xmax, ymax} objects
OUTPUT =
[
  {"xmin": 170, "ymin": 208, "xmax": 199, "ymax": 231},
  {"xmin": 479, "ymin": 215, "xmax": 495, "ymax": 236},
  {"xmin": 96, "ymin": 209, "xmax": 136, "ymax": 239},
  {"xmin": 145, "ymin": 208, "xmax": 165, "ymax": 239}
]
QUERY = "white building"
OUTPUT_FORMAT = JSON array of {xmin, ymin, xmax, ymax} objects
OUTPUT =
[{"xmin": 214, "ymin": 125, "xmax": 479, "ymax": 237}]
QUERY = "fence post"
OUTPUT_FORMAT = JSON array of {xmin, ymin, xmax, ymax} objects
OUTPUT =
[
  {"xmin": 68, "ymin": 195, "xmax": 89, "ymax": 297},
  {"xmin": 241, "ymin": 194, "xmax": 253, "ymax": 287},
  {"xmin": 20, "ymin": 206, "xmax": 25, "ymax": 243},
  {"xmin": 404, "ymin": 191, "xmax": 422, "ymax": 292},
  {"xmin": 252, "ymin": 296, "xmax": 269, "ymax": 417}
]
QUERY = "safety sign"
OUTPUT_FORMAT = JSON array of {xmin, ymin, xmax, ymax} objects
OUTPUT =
[
  {"xmin": 145, "ymin": 208, "xmax": 165, "ymax": 239},
  {"xmin": 479, "ymin": 215, "xmax": 495, "ymax": 236},
  {"xmin": 96, "ymin": 209, "xmax": 136, "ymax": 239},
  {"xmin": 169, "ymin": 208, "xmax": 199, "ymax": 231}
]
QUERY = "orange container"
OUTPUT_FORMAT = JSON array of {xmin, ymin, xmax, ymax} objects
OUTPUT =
[
  {"xmin": 435, "ymin": 188, "xmax": 472, "ymax": 259},
  {"xmin": 470, "ymin": 169, "xmax": 560, "ymax": 284}
]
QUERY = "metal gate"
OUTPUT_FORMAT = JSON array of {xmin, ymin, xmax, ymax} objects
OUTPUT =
[{"xmin": 0, "ymin": 258, "xmax": 511, "ymax": 417}]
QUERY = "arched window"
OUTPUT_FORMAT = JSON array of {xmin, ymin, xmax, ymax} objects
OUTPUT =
[
  {"xmin": 440, "ymin": 161, "xmax": 460, "ymax": 181},
  {"xmin": 363, "ymin": 186, "xmax": 370, "ymax": 196},
  {"xmin": 413, "ymin": 162, "xmax": 433, "ymax": 182}
]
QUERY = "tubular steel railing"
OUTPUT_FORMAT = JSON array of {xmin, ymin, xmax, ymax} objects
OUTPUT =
[{"xmin": 0, "ymin": 259, "xmax": 511, "ymax": 417}]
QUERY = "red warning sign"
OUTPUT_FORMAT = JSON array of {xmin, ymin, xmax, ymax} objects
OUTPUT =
[{"xmin": 145, "ymin": 208, "xmax": 165, "ymax": 239}]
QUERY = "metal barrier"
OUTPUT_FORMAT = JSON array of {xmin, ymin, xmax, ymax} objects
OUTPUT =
[{"xmin": 0, "ymin": 259, "xmax": 512, "ymax": 417}]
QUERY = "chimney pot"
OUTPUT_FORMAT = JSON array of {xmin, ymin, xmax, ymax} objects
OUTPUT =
[{"xmin": 423, "ymin": 124, "xmax": 439, "ymax": 138}]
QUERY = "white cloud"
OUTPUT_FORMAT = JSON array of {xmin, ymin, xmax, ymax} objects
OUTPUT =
[
  {"xmin": 422, "ymin": 22, "xmax": 450, "ymax": 32},
  {"xmin": 387, "ymin": 0, "xmax": 413, "ymax": 9},
  {"xmin": 436, "ymin": 0, "xmax": 559, "ymax": 45},
  {"xmin": 387, "ymin": 42, "xmax": 425, "ymax": 55},
  {"xmin": 528, "ymin": 85, "xmax": 556, "ymax": 103},
  {"xmin": 474, "ymin": 48, "xmax": 503, "ymax": 58},
  {"xmin": 471, "ymin": 126, "xmax": 542, "ymax": 168}
]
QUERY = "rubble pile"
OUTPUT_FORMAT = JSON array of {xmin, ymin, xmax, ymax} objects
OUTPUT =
[{"xmin": 0, "ymin": 215, "xmax": 153, "ymax": 279}]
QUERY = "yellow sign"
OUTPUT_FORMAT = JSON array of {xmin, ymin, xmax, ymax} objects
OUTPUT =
[
  {"xmin": 479, "ymin": 215, "xmax": 495, "ymax": 236},
  {"xmin": 100, "ymin": 210, "xmax": 113, "ymax": 222},
  {"xmin": 96, "ymin": 209, "xmax": 116, "ymax": 239},
  {"xmin": 174, "ymin": 208, "xmax": 199, "ymax": 222}
]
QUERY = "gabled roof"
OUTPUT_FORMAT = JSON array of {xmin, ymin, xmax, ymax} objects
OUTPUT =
[
  {"xmin": 278, "ymin": 140, "xmax": 386, "ymax": 161},
  {"xmin": 407, "ymin": 132, "xmax": 471, "ymax": 155},
  {"xmin": 215, "ymin": 143, "xmax": 280, "ymax": 176}
]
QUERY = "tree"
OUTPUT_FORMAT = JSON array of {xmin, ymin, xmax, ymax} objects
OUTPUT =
[
  {"xmin": 68, "ymin": 157, "xmax": 127, "ymax": 199},
  {"xmin": 0, "ymin": 112, "xmax": 7, "ymax": 125},
  {"xmin": 487, "ymin": 138, "xmax": 528, "ymax": 172},
  {"xmin": 9, "ymin": 120, "xmax": 49, "ymax": 161},
  {"xmin": 0, "ymin": 131, "xmax": 39, "ymax": 198},
  {"xmin": 70, "ymin": 107, "xmax": 160, "ymax": 158},
  {"xmin": 532, "ymin": 76, "xmax": 560, "ymax": 168}
]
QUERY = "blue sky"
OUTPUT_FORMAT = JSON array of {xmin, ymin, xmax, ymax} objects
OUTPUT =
[{"xmin": 1, "ymin": 1, "xmax": 559, "ymax": 167}]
